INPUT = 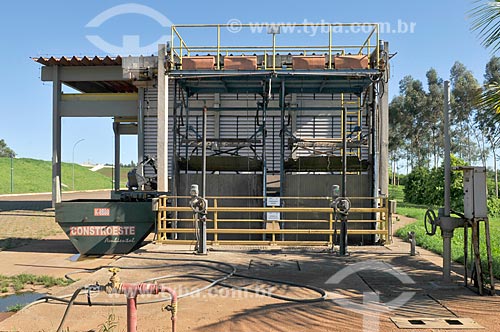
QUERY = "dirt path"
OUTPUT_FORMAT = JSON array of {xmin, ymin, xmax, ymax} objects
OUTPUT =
[{"xmin": 392, "ymin": 213, "xmax": 418, "ymax": 231}]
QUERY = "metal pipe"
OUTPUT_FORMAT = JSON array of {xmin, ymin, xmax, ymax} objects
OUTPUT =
[
  {"xmin": 443, "ymin": 81, "xmax": 452, "ymax": 283},
  {"xmin": 444, "ymin": 81, "xmax": 451, "ymax": 216},
  {"xmin": 339, "ymin": 106, "xmax": 348, "ymax": 256},
  {"xmin": 111, "ymin": 282, "xmax": 178, "ymax": 332},
  {"xmin": 160, "ymin": 285, "xmax": 178, "ymax": 332},
  {"xmin": 126, "ymin": 297, "xmax": 137, "ymax": 332},
  {"xmin": 202, "ymin": 106, "xmax": 207, "ymax": 198},
  {"xmin": 199, "ymin": 106, "xmax": 208, "ymax": 255},
  {"xmin": 409, "ymin": 231, "xmax": 416, "ymax": 256}
]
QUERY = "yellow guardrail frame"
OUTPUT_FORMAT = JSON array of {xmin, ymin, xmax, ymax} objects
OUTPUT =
[
  {"xmin": 168, "ymin": 23, "xmax": 380, "ymax": 71},
  {"xmin": 156, "ymin": 196, "xmax": 390, "ymax": 246}
]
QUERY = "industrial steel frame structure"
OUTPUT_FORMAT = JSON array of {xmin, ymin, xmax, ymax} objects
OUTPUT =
[{"xmin": 37, "ymin": 22, "xmax": 391, "ymax": 247}]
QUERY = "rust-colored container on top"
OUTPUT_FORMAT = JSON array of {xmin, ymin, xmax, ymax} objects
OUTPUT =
[
  {"xmin": 182, "ymin": 56, "xmax": 215, "ymax": 70},
  {"xmin": 224, "ymin": 56, "xmax": 258, "ymax": 70},
  {"xmin": 292, "ymin": 56, "xmax": 325, "ymax": 70},
  {"xmin": 334, "ymin": 55, "xmax": 369, "ymax": 69}
]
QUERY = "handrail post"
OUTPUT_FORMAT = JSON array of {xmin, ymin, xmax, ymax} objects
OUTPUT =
[
  {"xmin": 329, "ymin": 211, "xmax": 333, "ymax": 245},
  {"xmin": 217, "ymin": 25, "xmax": 221, "ymax": 70},
  {"xmin": 272, "ymin": 33, "xmax": 276, "ymax": 71},
  {"xmin": 214, "ymin": 199, "xmax": 218, "ymax": 244},
  {"xmin": 376, "ymin": 24, "xmax": 380, "ymax": 69},
  {"xmin": 170, "ymin": 27, "xmax": 175, "ymax": 69},
  {"xmin": 272, "ymin": 221, "xmax": 276, "ymax": 244},
  {"xmin": 328, "ymin": 25, "xmax": 332, "ymax": 69}
]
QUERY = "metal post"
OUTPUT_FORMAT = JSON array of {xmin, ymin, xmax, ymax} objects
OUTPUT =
[
  {"xmin": 443, "ymin": 80, "xmax": 452, "ymax": 282},
  {"xmin": 444, "ymin": 81, "xmax": 451, "ymax": 216},
  {"xmin": 113, "ymin": 123, "xmax": 121, "ymax": 192},
  {"xmin": 197, "ymin": 106, "xmax": 208, "ymax": 255},
  {"xmin": 409, "ymin": 231, "xmax": 416, "ymax": 256},
  {"xmin": 339, "ymin": 107, "xmax": 348, "ymax": 256},
  {"xmin": 158, "ymin": 44, "xmax": 169, "ymax": 192},
  {"xmin": 72, "ymin": 138, "xmax": 85, "ymax": 191},
  {"xmin": 52, "ymin": 65, "xmax": 62, "ymax": 207},
  {"xmin": 137, "ymin": 88, "xmax": 145, "ymax": 177}
]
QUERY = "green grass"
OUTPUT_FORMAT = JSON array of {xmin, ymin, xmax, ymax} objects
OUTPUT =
[
  {"xmin": 6, "ymin": 304, "xmax": 24, "ymax": 312},
  {"xmin": 94, "ymin": 166, "xmax": 130, "ymax": 188},
  {"xmin": 395, "ymin": 205, "xmax": 500, "ymax": 279},
  {"xmin": 389, "ymin": 184, "xmax": 405, "ymax": 202},
  {"xmin": 0, "ymin": 274, "xmax": 73, "ymax": 293},
  {"xmin": 0, "ymin": 158, "xmax": 114, "ymax": 194}
]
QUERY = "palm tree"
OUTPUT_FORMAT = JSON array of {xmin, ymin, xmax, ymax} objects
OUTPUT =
[
  {"xmin": 470, "ymin": 0, "xmax": 500, "ymax": 52},
  {"xmin": 470, "ymin": 1, "xmax": 500, "ymax": 118}
]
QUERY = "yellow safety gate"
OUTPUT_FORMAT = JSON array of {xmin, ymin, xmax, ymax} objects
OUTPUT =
[{"xmin": 156, "ymin": 196, "xmax": 392, "ymax": 246}]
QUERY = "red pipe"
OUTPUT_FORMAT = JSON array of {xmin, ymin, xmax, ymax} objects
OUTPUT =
[
  {"xmin": 126, "ymin": 297, "xmax": 137, "ymax": 332},
  {"xmin": 160, "ymin": 285, "xmax": 178, "ymax": 332},
  {"xmin": 116, "ymin": 283, "xmax": 177, "ymax": 332}
]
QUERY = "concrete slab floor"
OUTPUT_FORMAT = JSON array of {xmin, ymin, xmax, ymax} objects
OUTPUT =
[{"xmin": 1, "ymin": 237, "xmax": 499, "ymax": 332}]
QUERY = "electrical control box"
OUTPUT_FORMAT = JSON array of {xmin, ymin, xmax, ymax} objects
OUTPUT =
[{"xmin": 462, "ymin": 167, "xmax": 488, "ymax": 219}]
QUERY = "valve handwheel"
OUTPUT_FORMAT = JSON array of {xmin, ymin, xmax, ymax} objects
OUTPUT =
[{"xmin": 424, "ymin": 209, "xmax": 437, "ymax": 236}]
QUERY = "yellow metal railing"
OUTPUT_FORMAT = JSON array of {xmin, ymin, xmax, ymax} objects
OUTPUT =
[
  {"xmin": 156, "ymin": 196, "xmax": 390, "ymax": 246},
  {"xmin": 169, "ymin": 23, "xmax": 380, "ymax": 71}
]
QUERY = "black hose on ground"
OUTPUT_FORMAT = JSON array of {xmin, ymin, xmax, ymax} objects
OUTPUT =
[
  {"xmin": 55, "ymin": 287, "xmax": 83, "ymax": 332},
  {"xmin": 27, "ymin": 255, "xmax": 326, "ymax": 330}
]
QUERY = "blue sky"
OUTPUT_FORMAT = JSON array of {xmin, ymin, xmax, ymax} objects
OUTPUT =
[{"xmin": 0, "ymin": 0, "xmax": 493, "ymax": 165}]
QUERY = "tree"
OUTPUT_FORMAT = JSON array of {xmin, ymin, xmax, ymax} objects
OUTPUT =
[
  {"xmin": 477, "ymin": 56, "xmax": 500, "ymax": 197},
  {"xmin": 426, "ymin": 68, "xmax": 444, "ymax": 168},
  {"xmin": 470, "ymin": 0, "xmax": 500, "ymax": 52},
  {"xmin": 389, "ymin": 72, "xmax": 445, "ymax": 173},
  {"xmin": 0, "ymin": 139, "xmax": 15, "ymax": 157},
  {"xmin": 450, "ymin": 62, "xmax": 482, "ymax": 164},
  {"xmin": 470, "ymin": 1, "xmax": 500, "ymax": 127}
]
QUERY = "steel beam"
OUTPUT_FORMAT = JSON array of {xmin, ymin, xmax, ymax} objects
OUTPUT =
[
  {"xmin": 41, "ymin": 66, "xmax": 124, "ymax": 82},
  {"xmin": 60, "ymin": 93, "xmax": 138, "ymax": 117}
]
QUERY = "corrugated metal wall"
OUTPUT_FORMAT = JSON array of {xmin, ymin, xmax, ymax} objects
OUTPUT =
[{"xmin": 142, "ymin": 89, "xmax": 369, "ymax": 175}]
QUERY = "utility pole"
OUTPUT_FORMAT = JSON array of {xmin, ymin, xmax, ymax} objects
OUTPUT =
[
  {"xmin": 72, "ymin": 138, "xmax": 85, "ymax": 191},
  {"xmin": 10, "ymin": 153, "xmax": 14, "ymax": 193}
]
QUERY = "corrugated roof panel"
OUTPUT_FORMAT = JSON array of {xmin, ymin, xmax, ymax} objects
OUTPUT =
[{"xmin": 34, "ymin": 55, "xmax": 123, "ymax": 66}]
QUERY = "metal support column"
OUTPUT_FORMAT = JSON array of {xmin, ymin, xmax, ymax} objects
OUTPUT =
[
  {"xmin": 158, "ymin": 44, "xmax": 169, "ymax": 192},
  {"xmin": 52, "ymin": 65, "xmax": 62, "ymax": 207},
  {"xmin": 262, "ymin": 78, "xmax": 270, "ymax": 198},
  {"xmin": 113, "ymin": 122, "xmax": 121, "ymax": 192},
  {"xmin": 279, "ymin": 80, "xmax": 286, "ymax": 240},
  {"xmin": 339, "ymin": 106, "xmax": 348, "ymax": 256},
  {"xmin": 443, "ymin": 80, "xmax": 452, "ymax": 282},
  {"xmin": 261, "ymin": 78, "xmax": 270, "ymax": 241},
  {"xmin": 137, "ymin": 88, "xmax": 145, "ymax": 176}
]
